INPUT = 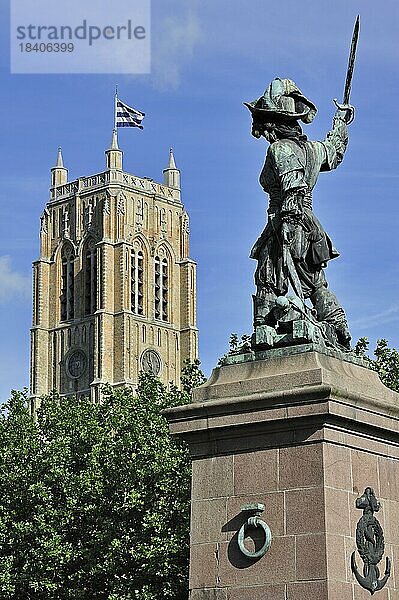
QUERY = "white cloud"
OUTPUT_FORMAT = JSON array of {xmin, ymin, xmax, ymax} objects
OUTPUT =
[
  {"xmin": 0, "ymin": 257, "xmax": 31, "ymax": 305},
  {"xmin": 152, "ymin": 2, "xmax": 202, "ymax": 89},
  {"xmin": 351, "ymin": 305, "xmax": 399, "ymax": 329}
]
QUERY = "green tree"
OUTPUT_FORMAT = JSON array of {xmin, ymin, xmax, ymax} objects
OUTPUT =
[
  {"xmin": 229, "ymin": 333, "xmax": 239, "ymax": 350},
  {"xmin": 0, "ymin": 362, "xmax": 205, "ymax": 600},
  {"xmin": 355, "ymin": 337, "xmax": 399, "ymax": 392}
]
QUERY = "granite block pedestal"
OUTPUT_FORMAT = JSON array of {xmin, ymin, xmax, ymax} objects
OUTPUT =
[{"xmin": 165, "ymin": 350, "xmax": 399, "ymax": 599}]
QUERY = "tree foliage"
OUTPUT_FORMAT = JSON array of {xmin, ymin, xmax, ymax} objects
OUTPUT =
[
  {"xmin": 1, "ymin": 338, "xmax": 398, "ymax": 600},
  {"xmin": 355, "ymin": 338, "xmax": 399, "ymax": 393},
  {"xmin": 0, "ymin": 362, "xmax": 205, "ymax": 600}
]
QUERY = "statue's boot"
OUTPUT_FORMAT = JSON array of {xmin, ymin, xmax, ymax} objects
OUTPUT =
[
  {"xmin": 253, "ymin": 290, "xmax": 278, "ymax": 327},
  {"xmin": 310, "ymin": 286, "xmax": 351, "ymax": 350}
]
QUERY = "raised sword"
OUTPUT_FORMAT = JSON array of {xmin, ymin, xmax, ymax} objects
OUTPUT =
[{"xmin": 334, "ymin": 15, "xmax": 360, "ymax": 123}]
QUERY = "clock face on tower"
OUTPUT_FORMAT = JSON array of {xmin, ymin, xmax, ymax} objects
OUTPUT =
[
  {"xmin": 66, "ymin": 350, "xmax": 87, "ymax": 379},
  {"xmin": 140, "ymin": 349, "xmax": 162, "ymax": 376}
]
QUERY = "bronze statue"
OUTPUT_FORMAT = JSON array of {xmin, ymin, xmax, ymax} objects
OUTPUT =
[{"xmin": 245, "ymin": 78, "xmax": 354, "ymax": 349}]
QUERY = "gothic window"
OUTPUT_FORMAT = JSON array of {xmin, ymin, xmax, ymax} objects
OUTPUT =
[
  {"xmin": 52, "ymin": 332, "xmax": 57, "ymax": 389},
  {"xmin": 61, "ymin": 244, "xmax": 75, "ymax": 321},
  {"xmin": 131, "ymin": 250, "xmax": 144, "ymax": 315},
  {"xmin": 155, "ymin": 256, "xmax": 168, "ymax": 321},
  {"xmin": 58, "ymin": 208, "xmax": 63, "ymax": 238},
  {"xmin": 52, "ymin": 210, "xmax": 56, "ymax": 239},
  {"xmin": 84, "ymin": 239, "xmax": 97, "ymax": 315}
]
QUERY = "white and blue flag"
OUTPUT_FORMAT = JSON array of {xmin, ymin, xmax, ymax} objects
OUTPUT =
[{"xmin": 116, "ymin": 99, "xmax": 145, "ymax": 129}]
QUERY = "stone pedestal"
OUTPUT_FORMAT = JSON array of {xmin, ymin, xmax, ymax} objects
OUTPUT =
[{"xmin": 165, "ymin": 350, "xmax": 399, "ymax": 600}]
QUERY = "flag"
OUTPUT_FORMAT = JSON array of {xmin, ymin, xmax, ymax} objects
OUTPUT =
[{"xmin": 116, "ymin": 99, "xmax": 145, "ymax": 129}]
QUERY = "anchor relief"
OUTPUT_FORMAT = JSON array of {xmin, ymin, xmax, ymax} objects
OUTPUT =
[{"xmin": 351, "ymin": 487, "xmax": 391, "ymax": 594}]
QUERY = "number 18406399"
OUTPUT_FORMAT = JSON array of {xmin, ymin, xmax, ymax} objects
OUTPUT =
[{"xmin": 19, "ymin": 42, "xmax": 74, "ymax": 52}]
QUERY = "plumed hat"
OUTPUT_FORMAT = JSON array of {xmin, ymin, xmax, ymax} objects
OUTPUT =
[{"xmin": 244, "ymin": 78, "xmax": 317, "ymax": 124}]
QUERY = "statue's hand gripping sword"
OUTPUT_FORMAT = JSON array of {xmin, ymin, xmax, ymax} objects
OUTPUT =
[{"xmin": 333, "ymin": 15, "xmax": 360, "ymax": 124}]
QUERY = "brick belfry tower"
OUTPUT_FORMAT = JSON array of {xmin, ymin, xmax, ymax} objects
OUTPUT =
[{"xmin": 30, "ymin": 132, "xmax": 198, "ymax": 408}]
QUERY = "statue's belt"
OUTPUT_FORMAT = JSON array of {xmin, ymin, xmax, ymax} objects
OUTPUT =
[{"xmin": 268, "ymin": 194, "xmax": 313, "ymax": 214}]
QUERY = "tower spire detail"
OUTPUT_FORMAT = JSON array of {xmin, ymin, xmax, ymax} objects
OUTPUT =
[
  {"xmin": 168, "ymin": 148, "xmax": 176, "ymax": 169},
  {"xmin": 56, "ymin": 146, "xmax": 64, "ymax": 168},
  {"xmin": 51, "ymin": 146, "xmax": 68, "ymax": 186},
  {"xmin": 106, "ymin": 129, "xmax": 123, "ymax": 170},
  {"xmin": 163, "ymin": 147, "xmax": 180, "ymax": 189},
  {"xmin": 110, "ymin": 128, "xmax": 119, "ymax": 150}
]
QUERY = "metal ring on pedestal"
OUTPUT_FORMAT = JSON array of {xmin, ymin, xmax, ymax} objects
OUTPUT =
[{"xmin": 237, "ymin": 504, "xmax": 272, "ymax": 560}]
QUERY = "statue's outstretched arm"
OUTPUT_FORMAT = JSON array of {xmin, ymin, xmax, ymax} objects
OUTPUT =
[{"xmin": 321, "ymin": 104, "xmax": 354, "ymax": 171}]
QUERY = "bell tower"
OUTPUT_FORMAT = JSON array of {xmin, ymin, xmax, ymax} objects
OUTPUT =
[{"xmin": 30, "ymin": 134, "xmax": 198, "ymax": 408}]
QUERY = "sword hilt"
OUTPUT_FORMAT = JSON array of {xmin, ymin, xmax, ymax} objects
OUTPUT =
[{"xmin": 333, "ymin": 99, "xmax": 355, "ymax": 125}]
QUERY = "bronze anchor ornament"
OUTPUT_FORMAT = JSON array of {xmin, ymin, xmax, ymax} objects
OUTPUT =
[{"xmin": 351, "ymin": 487, "xmax": 391, "ymax": 594}]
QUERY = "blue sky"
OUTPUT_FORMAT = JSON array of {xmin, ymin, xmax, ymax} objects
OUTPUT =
[{"xmin": 0, "ymin": 0, "xmax": 398, "ymax": 400}]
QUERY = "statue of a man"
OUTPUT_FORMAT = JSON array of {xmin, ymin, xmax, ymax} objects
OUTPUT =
[{"xmin": 245, "ymin": 78, "xmax": 354, "ymax": 349}]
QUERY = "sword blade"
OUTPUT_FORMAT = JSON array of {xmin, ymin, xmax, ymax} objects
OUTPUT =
[
  {"xmin": 343, "ymin": 15, "xmax": 360, "ymax": 104},
  {"xmin": 284, "ymin": 245, "xmax": 304, "ymax": 301}
]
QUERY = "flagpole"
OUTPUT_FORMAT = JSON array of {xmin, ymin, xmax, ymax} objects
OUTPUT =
[{"xmin": 114, "ymin": 85, "xmax": 118, "ymax": 133}]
